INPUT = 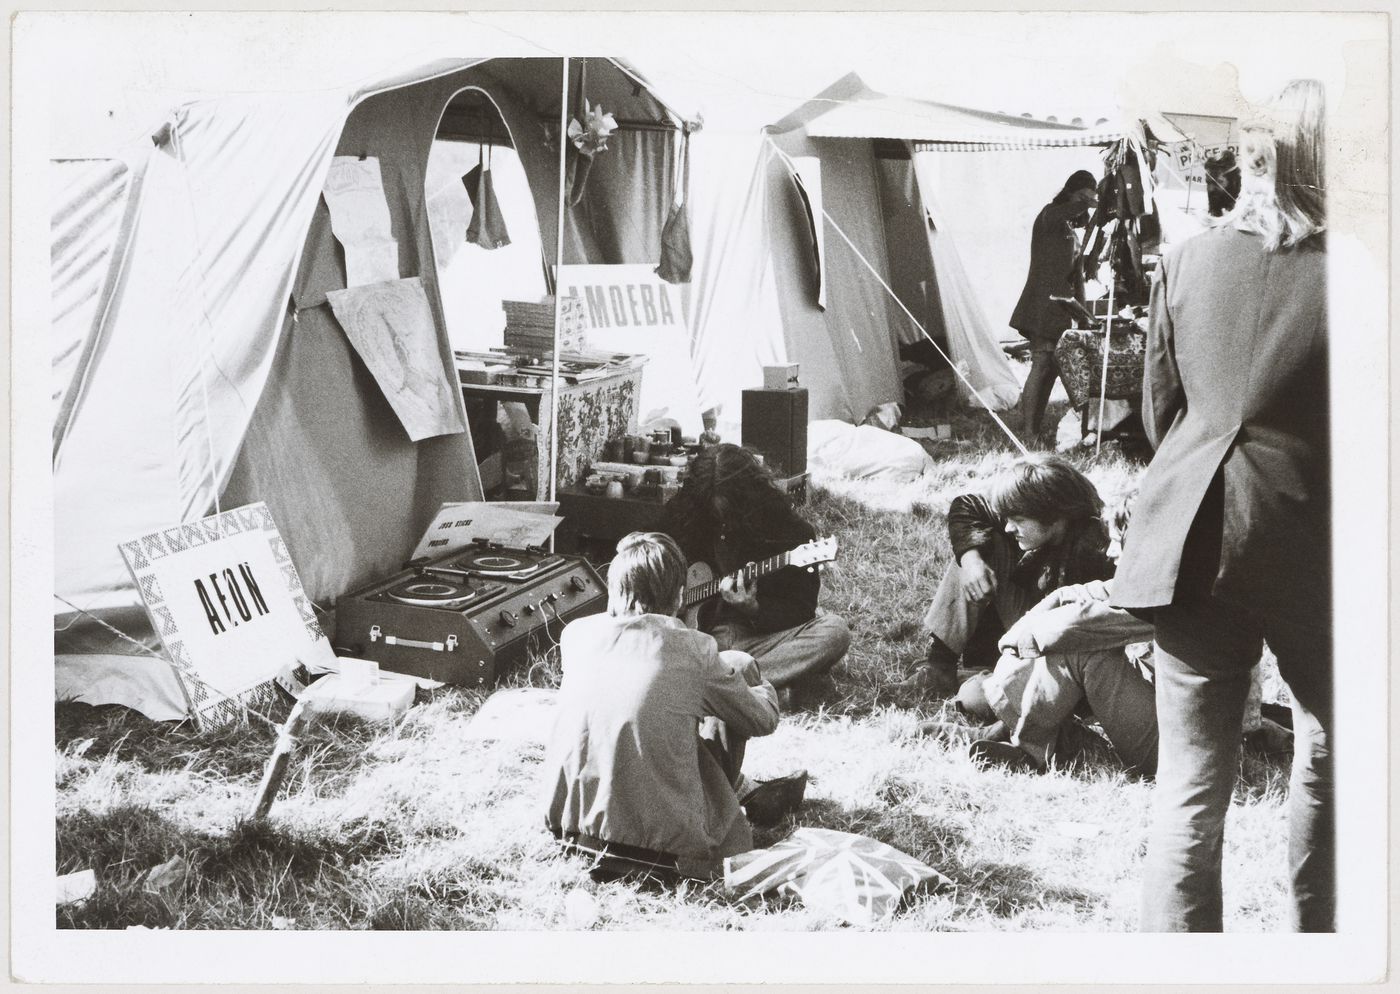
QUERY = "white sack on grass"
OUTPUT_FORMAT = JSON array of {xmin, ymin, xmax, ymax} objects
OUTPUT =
[{"xmin": 808, "ymin": 421, "xmax": 934, "ymax": 483}]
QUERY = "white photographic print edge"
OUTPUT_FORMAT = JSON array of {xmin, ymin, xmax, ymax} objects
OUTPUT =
[{"xmin": 9, "ymin": 7, "xmax": 1390, "ymax": 986}]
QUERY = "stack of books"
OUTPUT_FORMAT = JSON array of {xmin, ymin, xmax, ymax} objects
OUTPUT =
[{"xmin": 503, "ymin": 296, "xmax": 587, "ymax": 354}]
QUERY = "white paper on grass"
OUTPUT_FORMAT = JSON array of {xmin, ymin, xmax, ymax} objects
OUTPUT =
[
  {"xmin": 411, "ymin": 501, "xmax": 561, "ymax": 560},
  {"xmin": 322, "ymin": 155, "xmax": 400, "ymax": 287},
  {"xmin": 326, "ymin": 277, "xmax": 465, "ymax": 442}
]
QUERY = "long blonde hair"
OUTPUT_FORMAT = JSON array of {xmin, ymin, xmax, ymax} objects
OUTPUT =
[{"xmin": 1219, "ymin": 79, "xmax": 1326, "ymax": 251}]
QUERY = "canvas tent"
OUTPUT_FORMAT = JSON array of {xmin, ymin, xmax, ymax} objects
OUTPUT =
[
  {"xmin": 632, "ymin": 70, "xmax": 1199, "ymax": 430},
  {"xmin": 51, "ymin": 56, "xmax": 694, "ymax": 718}
]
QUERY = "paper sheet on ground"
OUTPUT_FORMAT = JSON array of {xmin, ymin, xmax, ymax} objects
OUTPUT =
[
  {"xmin": 326, "ymin": 277, "xmax": 465, "ymax": 442},
  {"xmin": 323, "ymin": 156, "xmax": 400, "ymax": 287},
  {"xmin": 463, "ymin": 688, "xmax": 559, "ymax": 745},
  {"xmin": 411, "ymin": 501, "xmax": 561, "ymax": 559},
  {"xmin": 117, "ymin": 502, "xmax": 335, "ymax": 728}
]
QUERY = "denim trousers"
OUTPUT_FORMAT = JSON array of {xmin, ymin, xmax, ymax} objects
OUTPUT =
[
  {"xmin": 982, "ymin": 646, "xmax": 1159, "ymax": 775},
  {"xmin": 921, "ymin": 532, "xmax": 1037, "ymax": 656},
  {"xmin": 709, "ymin": 610, "xmax": 851, "ymax": 690},
  {"xmin": 1142, "ymin": 595, "xmax": 1334, "ymax": 932}
]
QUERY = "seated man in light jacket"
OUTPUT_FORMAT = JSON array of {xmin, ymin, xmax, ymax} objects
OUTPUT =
[
  {"xmin": 959, "ymin": 576, "xmax": 1159, "ymax": 775},
  {"xmin": 542, "ymin": 531, "xmax": 804, "ymax": 882}
]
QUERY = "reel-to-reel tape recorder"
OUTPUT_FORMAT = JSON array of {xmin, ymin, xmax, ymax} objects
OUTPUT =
[{"xmin": 334, "ymin": 540, "xmax": 607, "ymax": 687}]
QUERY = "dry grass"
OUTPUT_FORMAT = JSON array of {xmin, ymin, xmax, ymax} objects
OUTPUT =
[{"xmin": 53, "ymin": 399, "xmax": 1293, "ymax": 932}]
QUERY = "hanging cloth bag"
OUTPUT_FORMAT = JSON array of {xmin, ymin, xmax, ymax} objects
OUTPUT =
[
  {"xmin": 655, "ymin": 129, "xmax": 694, "ymax": 284},
  {"xmin": 464, "ymin": 143, "xmax": 511, "ymax": 250}
]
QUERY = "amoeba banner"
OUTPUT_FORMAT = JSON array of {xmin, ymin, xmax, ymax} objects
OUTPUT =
[{"xmin": 558, "ymin": 263, "xmax": 704, "ymax": 430}]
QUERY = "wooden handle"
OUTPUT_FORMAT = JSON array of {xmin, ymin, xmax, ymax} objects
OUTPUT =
[{"xmin": 249, "ymin": 701, "xmax": 310, "ymax": 821}]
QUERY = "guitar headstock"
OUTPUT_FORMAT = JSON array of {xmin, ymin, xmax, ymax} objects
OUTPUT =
[{"xmin": 789, "ymin": 535, "xmax": 839, "ymax": 569}]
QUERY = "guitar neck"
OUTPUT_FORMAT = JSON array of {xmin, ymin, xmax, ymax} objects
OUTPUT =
[{"xmin": 683, "ymin": 550, "xmax": 795, "ymax": 608}]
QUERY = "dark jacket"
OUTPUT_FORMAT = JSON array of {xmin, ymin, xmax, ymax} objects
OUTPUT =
[
  {"xmin": 949, "ymin": 493, "xmax": 1113, "ymax": 597},
  {"xmin": 713, "ymin": 517, "xmax": 819, "ymax": 635},
  {"xmin": 1009, "ymin": 200, "xmax": 1088, "ymax": 339},
  {"xmin": 1111, "ymin": 227, "xmax": 1329, "ymax": 622}
]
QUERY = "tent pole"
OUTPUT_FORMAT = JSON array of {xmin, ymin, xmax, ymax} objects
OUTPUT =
[{"xmin": 548, "ymin": 57, "xmax": 571, "ymax": 507}]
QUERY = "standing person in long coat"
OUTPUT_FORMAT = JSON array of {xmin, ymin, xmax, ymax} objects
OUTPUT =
[
  {"xmin": 1111, "ymin": 80, "xmax": 1332, "ymax": 932},
  {"xmin": 1009, "ymin": 170, "xmax": 1099, "ymax": 438}
]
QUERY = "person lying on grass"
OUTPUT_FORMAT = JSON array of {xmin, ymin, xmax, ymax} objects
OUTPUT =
[
  {"xmin": 894, "ymin": 454, "xmax": 1114, "ymax": 700},
  {"xmin": 541, "ymin": 531, "xmax": 808, "ymax": 883}
]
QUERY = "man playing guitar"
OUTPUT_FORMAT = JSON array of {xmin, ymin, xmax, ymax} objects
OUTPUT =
[{"xmin": 661, "ymin": 444, "xmax": 850, "ymax": 707}]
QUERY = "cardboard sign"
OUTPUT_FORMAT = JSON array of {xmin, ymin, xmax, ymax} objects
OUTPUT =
[
  {"xmin": 556, "ymin": 263, "xmax": 703, "ymax": 428},
  {"xmin": 411, "ymin": 501, "xmax": 560, "ymax": 560},
  {"xmin": 118, "ymin": 502, "xmax": 335, "ymax": 728}
]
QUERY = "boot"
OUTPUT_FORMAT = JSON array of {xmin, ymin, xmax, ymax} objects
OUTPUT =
[
  {"xmin": 891, "ymin": 636, "xmax": 961, "ymax": 702},
  {"xmin": 913, "ymin": 718, "xmax": 1008, "ymax": 745},
  {"xmin": 741, "ymin": 770, "xmax": 809, "ymax": 827},
  {"xmin": 969, "ymin": 739, "xmax": 1041, "ymax": 773}
]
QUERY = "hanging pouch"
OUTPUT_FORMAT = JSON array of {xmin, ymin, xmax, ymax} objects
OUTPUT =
[
  {"xmin": 465, "ymin": 143, "xmax": 511, "ymax": 249},
  {"xmin": 655, "ymin": 130, "xmax": 693, "ymax": 284}
]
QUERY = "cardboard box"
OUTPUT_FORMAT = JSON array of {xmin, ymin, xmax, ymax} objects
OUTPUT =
[
  {"xmin": 300, "ymin": 672, "xmax": 415, "ymax": 723},
  {"xmin": 762, "ymin": 363, "xmax": 801, "ymax": 390}
]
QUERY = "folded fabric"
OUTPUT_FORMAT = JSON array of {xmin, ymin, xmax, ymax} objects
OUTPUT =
[
  {"xmin": 724, "ymin": 827, "xmax": 949, "ymax": 926},
  {"xmin": 807, "ymin": 421, "xmax": 934, "ymax": 483}
]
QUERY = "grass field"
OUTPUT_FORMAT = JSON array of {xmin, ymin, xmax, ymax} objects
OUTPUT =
[{"xmin": 53, "ymin": 401, "xmax": 1294, "ymax": 931}]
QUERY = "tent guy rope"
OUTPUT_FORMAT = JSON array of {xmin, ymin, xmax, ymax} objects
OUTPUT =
[
  {"xmin": 53, "ymin": 595, "xmax": 280, "ymax": 730},
  {"xmin": 764, "ymin": 139, "xmax": 1029, "ymax": 457}
]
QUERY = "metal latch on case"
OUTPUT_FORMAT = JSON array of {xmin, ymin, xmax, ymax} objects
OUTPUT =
[{"xmin": 368, "ymin": 625, "xmax": 458, "ymax": 652}]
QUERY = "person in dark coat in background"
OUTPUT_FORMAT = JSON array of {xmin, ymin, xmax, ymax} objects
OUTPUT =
[
  {"xmin": 1204, "ymin": 148, "xmax": 1242, "ymax": 217},
  {"xmin": 1111, "ymin": 80, "xmax": 1332, "ymax": 932},
  {"xmin": 1010, "ymin": 170, "xmax": 1099, "ymax": 438},
  {"xmin": 661, "ymin": 444, "xmax": 850, "ymax": 706}
]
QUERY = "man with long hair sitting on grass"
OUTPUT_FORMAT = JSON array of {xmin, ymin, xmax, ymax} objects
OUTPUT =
[
  {"xmin": 895, "ymin": 454, "xmax": 1115, "ymax": 700},
  {"xmin": 935, "ymin": 491, "xmax": 1159, "ymax": 775},
  {"xmin": 661, "ymin": 444, "xmax": 851, "ymax": 707},
  {"xmin": 541, "ymin": 532, "xmax": 806, "ymax": 883}
]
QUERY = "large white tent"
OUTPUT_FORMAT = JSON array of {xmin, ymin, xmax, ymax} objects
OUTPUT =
[{"xmin": 50, "ymin": 55, "xmax": 698, "ymax": 717}]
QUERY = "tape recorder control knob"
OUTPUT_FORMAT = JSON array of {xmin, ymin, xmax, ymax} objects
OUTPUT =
[
  {"xmin": 546, "ymin": 592, "xmax": 560, "ymax": 604},
  {"xmin": 570, "ymin": 576, "xmax": 588, "ymax": 592},
  {"xmin": 499, "ymin": 609, "xmax": 519, "ymax": 628}
]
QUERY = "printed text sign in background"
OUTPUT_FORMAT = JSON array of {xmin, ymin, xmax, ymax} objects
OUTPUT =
[{"xmin": 557, "ymin": 263, "xmax": 703, "ymax": 429}]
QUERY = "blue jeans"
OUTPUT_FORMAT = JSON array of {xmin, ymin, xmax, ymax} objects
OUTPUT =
[{"xmin": 1142, "ymin": 596, "xmax": 1333, "ymax": 932}]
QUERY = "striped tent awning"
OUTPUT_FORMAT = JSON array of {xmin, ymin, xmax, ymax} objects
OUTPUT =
[{"xmin": 795, "ymin": 85, "xmax": 1126, "ymax": 148}]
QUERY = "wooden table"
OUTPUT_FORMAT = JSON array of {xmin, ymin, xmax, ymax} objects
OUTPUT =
[{"xmin": 458, "ymin": 362, "xmax": 644, "ymax": 500}]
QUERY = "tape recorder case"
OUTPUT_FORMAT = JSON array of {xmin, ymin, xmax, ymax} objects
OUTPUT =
[{"xmin": 334, "ymin": 541, "xmax": 607, "ymax": 687}]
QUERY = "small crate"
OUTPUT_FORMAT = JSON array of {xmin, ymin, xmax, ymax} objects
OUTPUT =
[{"xmin": 1055, "ymin": 327, "xmax": 1146, "ymax": 407}]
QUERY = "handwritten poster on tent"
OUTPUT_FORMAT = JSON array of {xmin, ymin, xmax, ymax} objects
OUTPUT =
[
  {"xmin": 326, "ymin": 277, "xmax": 466, "ymax": 441},
  {"xmin": 323, "ymin": 155, "xmax": 401, "ymax": 287},
  {"xmin": 556, "ymin": 264, "xmax": 703, "ymax": 429},
  {"xmin": 118, "ymin": 502, "xmax": 335, "ymax": 729}
]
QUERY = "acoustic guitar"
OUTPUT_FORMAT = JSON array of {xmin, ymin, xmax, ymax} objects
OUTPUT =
[{"xmin": 679, "ymin": 536, "xmax": 839, "ymax": 629}]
